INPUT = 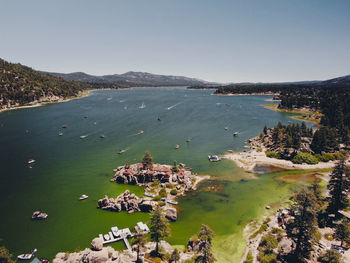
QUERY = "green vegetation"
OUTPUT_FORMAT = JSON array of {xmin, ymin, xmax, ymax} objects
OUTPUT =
[
  {"xmin": 131, "ymin": 234, "xmax": 148, "ymax": 263},
  {"xmin": 258, "ymin": 233, "xmax": 278, "ymax": 262},
  {"xmin": 170, "ymin": 248, "xmax": 180, "ymax": 263},
  {"xmin": 195, "ymin": 224, "xmax": 215, "ymax": 263},
  {"xmin": 243, "ymin": 252, "xmax": 253, "ymax": 263},
  {"xmin": 170, "ymin": 189, "xmax": 178, "ymax": 196},
  {"xmin": 142, "ymin": 151, "xmax": 153, "ymax": 169},
  {"xmin": 0, "ymin": 244, "xmax": 15, "ymax": 263},
  {"xmin": 265, "ymin": 151, "xmax": 281, "ymax": 159},
  {"xmin": 159, "ymin": 188, "xmax": 167, "ymax": 198},
  {"xmin": 333, "ymin": 219, "xmax": 350, "ymax": 247},
  {"xmin": 292, "ymin": 153, "xmax": 319, "ymax": 164},
  {"xmin": 149, "ymin": 205, "xmax": 170, "ymax": 256},
  {"xmin": 172, "ymin": 160, "xmax": 180, "ymax": 173},
  {"xmin": 250, "ymin": 222, "xmax": 268, "ymax": 240},
  {"xmin": 0, "ymin": 58, "xmax": 117, "ymax": 109},
  {"xmin": 318, "ymin": 250, "xmax": 342, "ymax": 263}
]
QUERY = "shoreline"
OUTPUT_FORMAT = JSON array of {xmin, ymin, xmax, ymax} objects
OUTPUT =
[
  {"xmin": 214, "ymin": 92, "xmax": 279, "ymax": 96},
  {"xmin": 0, "ymin": 89, "xmax": 100, "ymax": 114}
]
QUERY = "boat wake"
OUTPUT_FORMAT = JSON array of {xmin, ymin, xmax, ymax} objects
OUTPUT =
[{"xmin": 166, "ymin": 102, "xmax": 182, "ymax": 110}]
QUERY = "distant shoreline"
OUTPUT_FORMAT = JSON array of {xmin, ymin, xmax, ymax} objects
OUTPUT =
[{"xmin": 0, "ymin": 89, "xmax": 98, "ymax": 114}]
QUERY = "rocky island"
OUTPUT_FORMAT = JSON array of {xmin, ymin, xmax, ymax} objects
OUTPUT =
[{"xmin": 98, "ymin": 152, "xmax": 209, "ymax": 221}]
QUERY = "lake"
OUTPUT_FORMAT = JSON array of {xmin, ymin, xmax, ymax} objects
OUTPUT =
[{"xmin": 0, "ymin": 88, "xmax": 309, "ymax": 262}]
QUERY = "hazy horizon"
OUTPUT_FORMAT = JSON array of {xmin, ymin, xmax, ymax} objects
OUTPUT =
[{"xmin": 1, "ymin": 0, "xmax": 350, "ymax": 83}]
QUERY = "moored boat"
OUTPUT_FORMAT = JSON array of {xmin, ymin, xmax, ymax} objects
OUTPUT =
[
  {"xmin": 233, "ymin": 132, "xmax": 239, "ymax": 137},
  {"xmin": 100, "ymin": 135, "xmax": 105, "ymax": 138},
  {"xmin": 28, "ymin": 159, "xmax": 35, "ymax": 164},
  {"xmin": 17, "ymin": 249, "xmax": 37, "ymax": 260},
  {"xmin": 80, "ymin": 135, "xmax": 88, "ymax": 139},
  {"xmin": 208, "ymin": 155, "xmax": 221, "ymax": 162},
  {"xmin": 31, "ymin": 211, "xmax": 48, "ymax": 220},
  {"xmin": 138, "ymin": 130, "xmax": 144, "ymax": 134},
  {"xmin": 175, "ymin": 144, "xmax": 180, "ymax": 149},
  {"xmin": 62, "ymin": 124, "xmax": 67, "ymax": 128},
  {"xmin": 167, "ymin": 200, "xmax": 178, "ymax": 205},
  {"xmin": 79, "ymin": 194, "xmax": 88, "ymax": 200}
]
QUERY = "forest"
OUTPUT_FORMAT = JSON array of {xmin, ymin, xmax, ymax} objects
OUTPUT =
[{"xmin": 0, "ymin": 58, "xmax": 119, "ymax": 109}]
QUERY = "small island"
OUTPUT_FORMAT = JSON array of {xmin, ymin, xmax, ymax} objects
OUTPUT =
[{"xmin": 98, "ymin": 152, "xmax": 209, "ymax": 221}]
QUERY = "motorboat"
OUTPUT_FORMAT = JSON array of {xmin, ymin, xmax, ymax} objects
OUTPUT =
[
  {"xmin": 233, "ymin": 132, "xmax": 239, "ymax": 137},
  {"xmin": 138, "ymin": 130, "xmax": 144, "ymax": 134},
  {"xmin": 144, "ymin": 192, "xmax": 155, "ymax": 198},
  {"xmin": 118, "ymin": 149, "xmax": 125, "ymax": 154},
  {"xmin": 58, "ymin": 132, "xmax": 63, "ymax": 136},
  {"xmin": 28, "ymin": 159, "xmax": 35, "ymax": 164},
  {"xmin": 62, "ymin": 124, "xmax": 67, "ymax": 128},
  {"xmin": 186, "ymin": 138, "xmax": 191, "ymax": 142},
  {"xmin": 80, "ymin": 135, "xmax": 88, "ymax": 139},
  {"xmin": 175, "ymin": 144, "xmax": 180, "ymax": 149},
  {"xmin": 208, "ymin": 155, "xmax": 221, "ymax": 162},
  {"xmin": 18, "ymin": 249, "xmax": 37, "ymax": 260},
  {"xmin": 224, "ymin": 127, "xmax": 228, "ymax": 130},
  {"xmin": 227, "ymin": 150, "xmax": 234, "ymax": 153},
  {"xmin": 31, "ymin": 211, "xmax": 48, "ymax": 220},
  {"xmin": 111, "ymin": 226, "xmax": 119, "ymax": 237},
  {"xmin": 100, "ymin": 135, "xmax": 105, "ymax": 138},
  {"xmin": 79, "ymin": 194, "xmax": 88, "ymax": 200},
  {"xmin": 167, "ymin": 200, "xmax": 178, "ymax": 205}
]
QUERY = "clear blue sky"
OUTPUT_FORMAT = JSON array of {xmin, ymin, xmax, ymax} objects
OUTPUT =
[{"xmin": 1, "ymin": 0, "xmax": 349, "ymax": 83}]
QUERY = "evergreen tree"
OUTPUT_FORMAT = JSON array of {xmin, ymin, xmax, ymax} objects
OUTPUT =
[
  {"xmin": 149, "ymin": 205, "xmax": 170, "ymax": 256},
  {"xmin": 195, "ymin": 224, "xmax": 215, "ymax": 263},
  {"xmin": 333, "ymin": 219, "xmax": 350, "ymax": 247},
  {"xmin": 169, "ymin": 248, "xmax": 180, "ymax": 263},
  {"xmin": 131, "ymin": 234, "xmax": 147, "ymax": 263},
  {"xmin": 286, "ymin": 188, "xmax": 319, "ymax": 261},
  {"xmin": 263, "ymin": 125, "xmax": 268, "ymax": 135},
  {"xmin": 328, "ymin": 157, "xmax": 350, "ymax": 214},
  {"xmin": 142, "ymin": 151, "xmax": 154, "ymax": 169},
  {"xmin": 318, "ymin": 250, "xmax": 342, "ymax": 263}
]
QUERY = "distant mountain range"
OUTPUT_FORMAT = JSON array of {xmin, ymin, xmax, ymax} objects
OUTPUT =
[{"xmin": 46, "ymin": 71, "xmax": 217, "ymax": 87}]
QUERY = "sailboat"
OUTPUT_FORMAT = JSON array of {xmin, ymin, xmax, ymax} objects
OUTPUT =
[{"xmin": 139, "ymin": 102, "xmax": 145, "ymax": 109}]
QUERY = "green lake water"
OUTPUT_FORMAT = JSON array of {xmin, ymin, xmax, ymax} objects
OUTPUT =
[{"xmin": 0, "ymin": 88, "xmax": 311, "ymax": 262}]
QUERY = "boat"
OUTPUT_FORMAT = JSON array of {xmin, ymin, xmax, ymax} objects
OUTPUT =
[
  {"xmin": 186, "ymin": 138, "xmax": 190, "ymax": 142},
  {"xmin": 84, "ymin": 116, "xmax": 88, "ymax": 119},
  {"xmin": 175, "ymin": 144, "xmax": 180, "ymax": 149},
  {"xmin": 138, "ymin": 130, "xmax": 144, "ymax": 134},
  {"xmin": 144, "ymin": 192, "xmax": 155, "ymax": 198},
  {"xmin": 58, "ymin": 132, "xmax": 63, "ymax": 136},
  {"xmin": 139, "ymin": 102, "xmax": 145, "ymax": 109},
  {"xmin": 93, "ymin": 122, "xmax": 97, "ymax": 125},
  {"xmin": 80, "ymin": 135, "xmax": 88, "ymax": 139},
  {"xmin": 233, "ymin": 132, "xmax": 239, "ymax": 137},
  {"xmin": 208, "ymin": 155, "xmax": 221, "ymax": 162},
  {"xmin": 157, "ymin": 117, "xmax": 161, "ymax": 121},
  {"xmin": 104, "ymin": 234, "xmax": 110, "ymax": 241},
  {"xmin": 167, "ymin": 200, "xmax": 178, "ymax": 205},
  {"xmin": 28, "ymin": 159, "xmax": 35, "ymax": 164},
  {"xmin": 227, "ymin": 150, "xmax": 234, "ymax": 153},
  {"xmin": 18, "ymin": 249, "xmax": 37, "ymax": 260},
  {"xmin": 62, "ymin": 124, "xmax": 67, "ymax": 128},
  {"xmin": 31, "ymin": 211, "xmax": 48, "ymax": 220},
  {"xmin": 118, "ymin": 149, "xmax": 125, "ymax": 154},
  {"xmin": 111, "ymin": 226, "xmax": 119, "ymax": 237},
  {"xmin": 224, "ymin": 127, "xmax": 228, "ymax": 130},
  {"xmin": 100, "ymin": 135, "xmax": 105, "ymax": 138},
  {"xmin": 79, "ymin": 194, "xmax": 88, "ymax": 200},
  {"xmin": 161, "ymin": 197, "xmax": 167, "ymax": 201}
]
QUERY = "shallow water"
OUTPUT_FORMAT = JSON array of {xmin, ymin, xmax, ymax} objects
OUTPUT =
[{"xmin": 0, "ymin": 88, "xmax": 309, "ymax": 262}]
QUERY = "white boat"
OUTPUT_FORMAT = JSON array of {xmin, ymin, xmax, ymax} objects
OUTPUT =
[
  {"xmin": 79, "ymin": 194, "xmax": 88, "ymax": 200},
  {"xmin": 144, "ymin": 192, "xmax": 155, "ymax": 198},
  {"xmin": 224, "ymin": 127, "xmax": 228, "ymax": 130},
  {"xmin": 118, "ymin": 149, "xmax": 125, "ymax": 154},
  {"xmin": 186, "ymin": 138, "xmax": 191, "ymax": 142},
  {"xmin": 31, "ymin": 211, "xmax": 48, "ymax": 220},
  {"xmin": 111, "ymin": 226, "xmax": 119, "ymax": 237},
  {"xmin": 80, "ymin": 135, "xmax": 88, "ymax": 139},
  {"xmin": 139, "ymin": 102, "xmax": 145, "ymax": 109},
  {"xmin": 138, "ymin": 130, "xmax": 144, "ymax": 135},
  {"xmin": 208, "ymin": 155, "xmax": 221, "ymax": 162},
  {"xmin": 167, "ymin": 200, "xmax": 178, "ymax": 205},
  {"xmin": 28, "ymin": 159, "xmax": 35, "ymax": 164},
  {"xmin": 175, "ymin": 144, "xmax": 180, "ymax": 149},
  {"xmin": 104, "ymin": 234, "xmax": 110, "ymax": 241},
  {"xmin": 100, "ymin": 135, "xmax": 105, "ymax": 138},
  {"xmin": 58, "ymin": 132, "xmax": 63, "ymax": 136},
  {"xmin": 233, "ymin": 132, "xmax": 239, "ymax": 137},
  {"xmin": 18, "ymin": 249, "xmax": 37, "ymax": 260}
]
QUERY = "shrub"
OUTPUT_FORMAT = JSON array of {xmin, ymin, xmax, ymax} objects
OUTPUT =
[
  {"xmin": 166, "ymin": 184, "xmax": 174, "ymax": 189},
  {"xmin": 159, "ymin": 188, "xmax": 167, "ymax": 198},
  {"xmin": 271, "ymin": 228, "xmax": 283, "ymax": 235},
  {"xmin": 259, "ymin": 252, "xmax": 277, "ymax": 263},
  {"xmin": 265, "ymin": 151, "xmax": 281, "ymax": 159},
  {"xmin": 151, "ymin": 181, "xmax": 160, "ymax": 187},
  {"xmin": 257, "ymin": 148, "xmax": 263, "ymax": 152},
  {"xmin": 153, "ymin": 196, "xmax": 161, "ymax": 201},
  {"xmin": 292, "ymin": 153, "xmax": 319, "ymax": 164},
  {"xmin": 159, "ymin": 201, "xmax": 166, "ymax": 207},
  {"xmin": 259, "ymin": 233, "xmax": 278, "ymax": 253},
  {"xmin": 170, "ymin": 189, "xmax": 178, "ymax": 196},
  {"xmin": 318, "ymin": 250, "xmax": 342, "ymax": 263},
  {"xmin": 243, "ymin": 252, "xmax": 253, "ymax": 263},
  {"xmin": 324, "ymin": 233, "xmax": 334, "ymax": 241}
]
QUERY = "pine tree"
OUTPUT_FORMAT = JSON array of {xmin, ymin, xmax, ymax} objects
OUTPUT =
[
  {"xmin": 149, "ymin": 205, "xmax": 170, "ymax": 256},
  {"xmin": 131, "ymin": 234, "xmax": 147, "ymax": 263},
  {"xmin": 169, "ymin": 248, "xmax": 180, "ymax": 263},
  {"xmin": 195, "ymin": 224, "xmax": 215, "ymax": 263},
  {"xmin": 142, "ymin": 151, "xmax": 154, "ymax": 169},
  {"xmin": 286, "ymin": 188, "xmax": 319, "ymax": 261},
  {"xmin": 333, "ymin": 219, "xmax": 350, "ymax": 247},
  {"xmin": 328, "ymin": 157, "xmax": 350, "ymax": 214}
]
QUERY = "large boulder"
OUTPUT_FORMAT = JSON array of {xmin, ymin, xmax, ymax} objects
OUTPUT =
[
  {"xmin": 138, "ymin": 199, "xmax": 156, "ymax": 212},
  {"xmin": 91, "ymin": 237, "xmax": 103, "ymax": 251},
  {"xmin": 165, "ymin": 207, "xmax": 177, "ymax": 221}
]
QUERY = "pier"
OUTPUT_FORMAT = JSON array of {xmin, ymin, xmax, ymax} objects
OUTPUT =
[{"xmin": 97, "ymin": 222, "xmax": 149, "ymax": 251}]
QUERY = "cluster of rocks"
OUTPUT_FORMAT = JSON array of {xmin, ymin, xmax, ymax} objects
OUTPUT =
[
  {"xmin": 98, "ymin": 190, "xmax": 157, "ymax": 213},
  {"xmin": 53, "ymin": 238, "xmax": 136, "ymax": 263},
  {"xmin": 112, "ymin": 163, "xmax": 195, "ymax": 191}
]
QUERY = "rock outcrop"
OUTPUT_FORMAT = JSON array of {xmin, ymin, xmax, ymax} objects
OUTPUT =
[
  {"xmin": 91, "ymin": 237, "xmax": 103, "ymax": 251},
  {"xmin": 97, "ymin": 190, "xmax": 157, "ymax": 214},
  {"xmin": 165, "ymin": 207, "xmax": 177, "ymax": 222}
]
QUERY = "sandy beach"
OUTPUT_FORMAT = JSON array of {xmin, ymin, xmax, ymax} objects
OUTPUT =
[{"xmin": 223, "ymin": 149, "xmax": 347, "ymax": 172}]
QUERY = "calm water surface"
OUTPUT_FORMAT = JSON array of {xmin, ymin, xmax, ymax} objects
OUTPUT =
[{"xmin": 0, "ymin": 88, "xmax": 309, "ymax": 262}]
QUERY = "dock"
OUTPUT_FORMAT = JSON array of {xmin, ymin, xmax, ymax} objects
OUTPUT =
[{"xmin": 97, "ymin": 222, "xmax": 149, "ymax": 251}]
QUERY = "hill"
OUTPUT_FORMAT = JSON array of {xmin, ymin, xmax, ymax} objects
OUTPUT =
[
  {"xmin": 0, "ymin": 58, "xmax": 117, "ymax": 111},
  {"xmin": 47, "ymin": 71, "xmax": 216, "ymax": 87}
]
